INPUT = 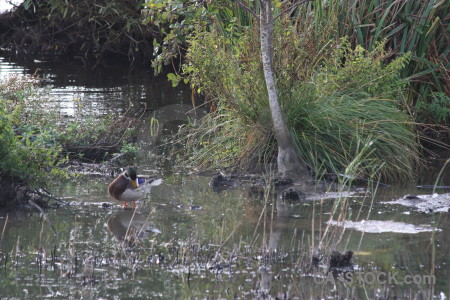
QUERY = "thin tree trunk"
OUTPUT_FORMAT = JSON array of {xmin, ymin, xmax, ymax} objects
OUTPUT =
[{"xmin": 259, "ymin": 0, "xmax": 309, "ymax": 178}]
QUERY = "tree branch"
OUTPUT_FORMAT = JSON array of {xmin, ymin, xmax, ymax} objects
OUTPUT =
[
  {"xmin": 274, "ymin": 0, "xmax": 314, "ymax": 20},
  {"xmin": 235, "ymin": 0, "xmax": 259, "ymax": 19},
  {"xmin": 29, "ymin": 199, "xmax": 58, "ymax": 236}
]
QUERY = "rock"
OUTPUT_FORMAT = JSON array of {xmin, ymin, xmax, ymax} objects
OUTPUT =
[
  {"xmin": 281, "ymin": 187, "xmax": 306, "ymax": 202},
  {"xmin": 210, "ymin": 174, "xmax": 235, "ymax": 192},
  {"xmin": 328, "ymin": 250, "xmax": 353, "ymax": 272}
]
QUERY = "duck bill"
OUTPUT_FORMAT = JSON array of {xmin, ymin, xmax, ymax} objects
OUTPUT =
[{"xmin": 131, "ymin": 179, "xmax": 138, "ymax": 188}]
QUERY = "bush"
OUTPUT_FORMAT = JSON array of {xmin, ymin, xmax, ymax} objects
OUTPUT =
[
  {"xmin": 1, "ymin": 0, "xmax": 153, "ymax": 61},
  {"xmin": 285, "ymin": 39, "xmax": 419, "ymax": 180},
  {"xmin": 180, "ymin": 28, "xmax": 272, "ymax": 170},
  {"xmin": 0, "ymin": 74, "xmax": 139, "ymax": 186},
  {"xmin": 313, "ymin": 38, "xmax": 410, "ymax": 99},
  {"xmin": 415, "ymin": 92, "xmax": 450, "ymax": 124},
  {"xmin": 0, "ymin": 75, "xmax": 65, "ymax": 185},
  {"xmin": 181, "ymin": 25, "xmax": 420, "ymax": 180}
]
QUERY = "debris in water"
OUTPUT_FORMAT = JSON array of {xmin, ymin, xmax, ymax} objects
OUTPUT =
[
  {"xmin": 327, "ymin": 220, "xmax": 441, "ymax": 234},
  {"xmin": 328, "ymin": 250, "xmax": 353, "ymax": 272},
  {"xmin": 384, "ymin": 193, "xmax": 450, "ymax": 213}
]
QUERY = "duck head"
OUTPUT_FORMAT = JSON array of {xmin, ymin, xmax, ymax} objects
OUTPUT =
[{"xmin": 124, "ymin": 167, "xmax": 138, "ymax": 188}]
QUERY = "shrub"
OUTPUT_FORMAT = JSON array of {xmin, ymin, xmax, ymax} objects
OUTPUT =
[
  {"xmin": 0, "ymin": 74, "xmax": 139, "ymax": 186},
  {"xmin": 415, "ymin": 92, "xmax": 450, "ymax": 124},
  {"xmin": 0, "ymin": 75, "xmax": 65, "ymax": 185},
  {"xmin": 287, "ymin": 40, "xmax": 419, "ymax": 180},
  {"xmin": 182, "ymin": 25, "xmax": 420, "ymax": 180}
]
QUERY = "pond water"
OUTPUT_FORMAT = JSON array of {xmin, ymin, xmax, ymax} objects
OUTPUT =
[{"xmin": 0, "ymin": 55, "xmax": 449, "ymax": 299}]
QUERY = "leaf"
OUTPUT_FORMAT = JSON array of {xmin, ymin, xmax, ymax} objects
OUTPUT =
[{"xmin": 167, "ymin": 73, "xmax": 180, "ymax": 87}]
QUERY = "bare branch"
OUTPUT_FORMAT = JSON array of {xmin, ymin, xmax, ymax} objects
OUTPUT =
[
  {"xmin": 29, "ymin": 199, "xmax": 58, "ymax": 236},
  {"xmin": 235, "ymin": 0, "xmax": 259, "ymax": 19},
  {"xmin": 274, "ymin": 0, "xmax": 314, "ymax": 20}
]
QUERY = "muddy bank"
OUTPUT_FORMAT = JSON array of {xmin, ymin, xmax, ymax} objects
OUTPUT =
[{"xmin": 0, "ymin": 176, "xmax": 61, "ymax": 209}]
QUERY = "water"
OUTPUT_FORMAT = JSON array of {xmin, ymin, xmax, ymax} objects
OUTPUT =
[
  {"xmin": 0, "ymin": 55, "xmax": 449, "ymax": 299},
  {"xmin": 0, "ymin": 55, "xmax": 193, "ymax": 117}
]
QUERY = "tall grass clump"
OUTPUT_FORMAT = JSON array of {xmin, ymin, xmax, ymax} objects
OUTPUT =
[
  {"xmin": 181, "ymin": 18, "xmax": 420, "ymax": 180},
  {"xmin": 303, "ymin": 0, "xmax": 449, "ymax": 127},
  {"xmin": 145, "ymin": 0, "xmax": 447, "ymax": 143},
  {"xmin": 284, "ymin": 38, "xmax": 420, "ymax": 180},
  {"xmin": 181, "ymin": 29, "xmax": 274, "ymax": 170}
]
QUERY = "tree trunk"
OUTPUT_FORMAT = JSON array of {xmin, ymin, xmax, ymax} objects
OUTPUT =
[{"xmin": 259, "ymin": 0, "xmax": 309, "ymax": 179}]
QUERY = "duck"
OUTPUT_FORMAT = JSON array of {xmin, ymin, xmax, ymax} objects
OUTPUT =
[{"xmin": 108, "ymin": 167, "xmax": 162, "ymax": 208}]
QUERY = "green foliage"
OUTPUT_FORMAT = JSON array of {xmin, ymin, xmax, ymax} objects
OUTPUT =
[
  {"xmin": 289, "ymin": 40, "xmax": 419, "ymax": 180},
  {"xmin": 0, "ymin": 76, "xmax": 65, "ymax": 185},
  {"xmin": 315, "ymin": 38, "xmax": 411, "ymax": 99},
  {"xmin": 110, "ymin": 142, "xmax": 140, "ymax": 166},
  {"xmin": 146, "ymin": 0, "xmax": 448, "ymax": 127},
  {"xmin": 415, "ymin": 92, "xmax": 450, "ymax": 124},
  {"xmin": 180, "ymin": 107, "xmax": 273, "ymax": 170},
  {"xmin": 185, "ymin": 29, "xmax": 267, "ymax": 122},
  {"xmin": 182, "ymin": 20, "xmax": 419, "ymax": 180},
  {"xmin": 143, "ymin": 0, "xmax": 258, "ymax": 75},
  {"xmin": 8, "ymin": 0, "xmax": 151, "ymax": 60},
  {"xmin": 286, "ymin": 87, "xmax": 419, "ymax": 180},
  {"xmin": 56, "ymin": 116, "xmax": 136, "ymax": 152},
  {"xmin": 0, "ymin": 75, "xmax": 139, "ymax": 186},
  {"xmin": 143, "ymin": 0, "xmax": 213, "ymax": 74},
  {"xmin": 304, "ymin": 0, "xmax": 449, "ymax": 125},
  {"xmin": 178, "ymin": 28, "xmax": 276, "ymax": 169}
]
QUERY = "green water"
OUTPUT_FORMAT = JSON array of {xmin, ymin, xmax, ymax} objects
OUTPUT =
[
  {"xmin": 0, "ymin": 174, "xmax": 448, "ymax": 299},
  {"xmin": 0, "ymin": 54, "xmax": 448, "ymax": 299}
]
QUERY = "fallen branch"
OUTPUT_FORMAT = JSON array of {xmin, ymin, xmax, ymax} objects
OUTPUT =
[
  {"xmin": 28, "ymin": 199, "xmax": 58, "ymax": 236},
  {"xmin": 33, "ymin": 188, "xmax": 66, "ymax": 204}
]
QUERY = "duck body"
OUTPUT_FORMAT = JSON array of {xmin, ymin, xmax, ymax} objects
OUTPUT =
[{"xmin": 108, "ymin": 168, "xmax": 162, "ymax": 205}]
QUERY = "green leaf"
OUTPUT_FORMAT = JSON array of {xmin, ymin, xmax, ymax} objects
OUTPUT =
[{"xmin": 167, "ymin": 73, "xmax": 180, "ymax": 87}]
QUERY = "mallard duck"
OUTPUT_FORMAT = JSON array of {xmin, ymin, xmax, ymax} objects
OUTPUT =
[{"xmin": 108, "ymin": 167, "xmax": 162, "ymax": 208}]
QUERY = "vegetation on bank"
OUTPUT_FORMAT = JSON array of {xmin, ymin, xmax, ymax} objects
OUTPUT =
[
  {"xmin": 181, "ymin": 26, "xmax": 420, "ymax": 180},
  {"xmin": 146, "ymin": 0, "xmax": 447, "ymax": 180},
  {"xmin": 0, "ymin": 75, "xmax": 138, "ymax": 207},
  {"xmin": 145, "ymin": 0, "xmax": 448, "ymax": 127},
  {"xmin": 2, "ymin": 0, "xmax": 447, "ymax": 127}
]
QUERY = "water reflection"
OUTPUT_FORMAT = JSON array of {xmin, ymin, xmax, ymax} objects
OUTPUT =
[
  {"xmin": 136, "ymin": 103, "xmax": 206, "ymax": 171},
  {"xmin": 0, "ymin": 55, "xmax": 193, "ymax": 117},
  {"xmin": 107, "ymin": 210, "xmax": 161, "ymax": 245}
]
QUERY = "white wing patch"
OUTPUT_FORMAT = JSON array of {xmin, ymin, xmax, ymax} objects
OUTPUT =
[{"xmin": 119, "ymin": 178, "xmax": 162, "ymax": 202}]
